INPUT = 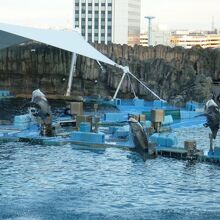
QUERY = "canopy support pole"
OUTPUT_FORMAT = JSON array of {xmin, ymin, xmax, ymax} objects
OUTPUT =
[
  {"xmin": 113, "ymin": 65, "xmax": 165, "ymax": 102},
  {"xmin": 113, "ymin": 67, "xmax": 129, "ymax": 99},
  {"xmin": 128, "ymin": 70, "xmax": 165, "ymax": 101},
  {"xmin": 65, "ymin": 53, "xmax": 77, "ymax": 96}
]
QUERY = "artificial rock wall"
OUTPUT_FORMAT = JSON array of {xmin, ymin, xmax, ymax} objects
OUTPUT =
[{"xmin": 0, "ymin": 42, "xmax": 220, "ymax": 104}]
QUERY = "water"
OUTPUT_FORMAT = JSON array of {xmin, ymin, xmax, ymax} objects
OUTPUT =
[{"xmin": 0, "ymin": 99, "xmax": 220, "ymax": 220}]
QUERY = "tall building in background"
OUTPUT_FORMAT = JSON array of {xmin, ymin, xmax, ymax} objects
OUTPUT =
[{"xmin": 73, "ymin": 0, "xmax": 141, "ymax": 45}]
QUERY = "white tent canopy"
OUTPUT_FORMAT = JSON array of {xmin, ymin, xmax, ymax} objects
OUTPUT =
[
  {"xmin": 0, "ymin": 23, "xmax": 116, "ymax": 66},
  {"xmin": 0, "ymin": 23, "xmax": 164, "ymax": 101}
]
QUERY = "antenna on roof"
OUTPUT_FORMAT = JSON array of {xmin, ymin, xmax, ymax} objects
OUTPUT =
[{"xmin": 211, "ymin": 16, "xmax": 215, "ymax": 31}]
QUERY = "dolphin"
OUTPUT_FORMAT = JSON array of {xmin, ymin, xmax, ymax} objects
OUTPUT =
[
  {"xmin": 128, "ymin": 117, "xmax": 156, "ymax": 159},
  {"xmin": 204, "ymin": 99, "xmax": 220, "ymax": 140},
  {"xmin": 128, "ymin": 117, "xmax": 148, "ymax": 150},
  {"xmin": 27, "ymin": 89, "xmax": 53, "ymax": 136}
]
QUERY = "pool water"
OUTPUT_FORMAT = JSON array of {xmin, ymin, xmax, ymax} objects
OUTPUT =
[{"xmin": 0, "ymin": 99, "xmax": 220, "ymax": 220}]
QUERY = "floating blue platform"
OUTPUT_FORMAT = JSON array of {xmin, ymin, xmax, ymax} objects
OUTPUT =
[{"xmin": 0, "ymin": 90, "xmax": 14, "ymax": 99}]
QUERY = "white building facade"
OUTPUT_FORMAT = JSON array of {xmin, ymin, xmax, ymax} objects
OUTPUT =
[
  {"xmin": 73, "ymin": 0, "xmax": 141, "ymax": 45},
  {"xmin": 171, "ymin": 30, "xmax": 220, "ymax": 49}
]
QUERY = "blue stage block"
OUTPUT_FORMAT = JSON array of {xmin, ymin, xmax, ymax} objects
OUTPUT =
[
  {"xmin": 71, "ymin": 131, "xmax": 105, "ymax": 144},
  {"xmin": 162, "ymin": 115, "xmax": 173, "ymax": 125},
  {"xmin": 165, "ymin": 134, "xmax": 178, "ymax": 146},
  {"xmin": 149, "ymin": 133, "xmax": 177, "ymax": 147},
  {"xmin": 79, "ymin": 122, "xmax": 91, "ymax": 132},
  {"xmin": 214, "ymin": 147, "xmax": 220, "ymax": 157},
  {"xmin": 13, "ymin": 114, "xmax": 32, "ymax": 130}
]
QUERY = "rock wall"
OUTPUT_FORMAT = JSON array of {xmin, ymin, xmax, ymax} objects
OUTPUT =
[{"xmin": 0, "ymin": 42, "xmax": 219, "ymax": 104}]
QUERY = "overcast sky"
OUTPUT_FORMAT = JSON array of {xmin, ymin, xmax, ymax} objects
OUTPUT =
[
  {"xmin": 0, "ymin": 0, "xmax": 219, "ymax": 31},
  {"xmin": 141, "ymin": 0, "xmax": 220, "ymax": 31}
]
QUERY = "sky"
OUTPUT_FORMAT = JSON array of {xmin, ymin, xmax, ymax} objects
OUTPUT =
[
  {"xmin": 141, "ymin": 0, "xmax": 220, "ymax": 32},
  {"xmin": 0, "ymin": 0, "xmax": 219, "ymax": 31}
]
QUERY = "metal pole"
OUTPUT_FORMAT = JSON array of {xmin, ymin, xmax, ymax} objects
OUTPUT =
[
  {"xmin": 148, "ymin": 19, "xmax": 151, "ymax": 46},
  {"xmin": 65, "ymin": 52, "xmax": 77, "ymax": 96},
  {"xmin": 145, "ymin": 16, "xmax": 155, "ymax": 46}
]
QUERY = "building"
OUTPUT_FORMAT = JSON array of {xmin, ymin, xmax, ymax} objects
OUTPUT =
[
  {"xmin": 73, "ymin": 0, "xmax": 141, "ymax": 45},
  {"xmin": 140, "ymin": 23, "xmax": 171, "ymax": 47},
  {"xmin": 140, "ymin": 33, "xmax": 148, "ymax": 46},
  {"xmin": 171, "ymin": 30, "xmax": 220, "ymax": 49},
  {"xmin": 140, "ymin": 30, "xmax": 171, "ymax": 47}
]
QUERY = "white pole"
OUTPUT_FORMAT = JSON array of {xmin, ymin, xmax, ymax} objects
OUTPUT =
[
  {"xmin": 65, "ymin": 53, "xmax": 77, "ymax": 96},
  {"xmin": 113, "ymin": 70, "xmax": 127, "ymax": 99},
  {"xmin": 128, "ymin": 71, "xmax": 165, "ymax": 102}
]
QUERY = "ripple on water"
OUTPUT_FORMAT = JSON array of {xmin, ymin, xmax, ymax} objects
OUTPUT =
[
  {"xmin": 1, "ymin": 100, "xmax": 220, "ymax": 219},
  {"xmin": 1, "ymin": 141, "xmax": 220, "ymax": 219}
]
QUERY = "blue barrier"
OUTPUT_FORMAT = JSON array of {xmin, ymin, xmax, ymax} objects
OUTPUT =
[
  {"xmin": 104, "ymin": 113, "xmax": 128, "ymax": 122},
  {"xmin": 133, "ymin": 98, "xmax": 144, "ymax": 106},
  {"xmin": 185, "ymin": 101, "xmax": 199, "ymax": 111},
  {"xmin": 153, "ymin": 100, "xmax": 164, "ymax": 108}
]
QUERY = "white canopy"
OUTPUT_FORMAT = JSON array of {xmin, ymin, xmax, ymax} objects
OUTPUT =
[{"xmin": 0, "ymin": 23, "xmax": 116, "ymax": 66}]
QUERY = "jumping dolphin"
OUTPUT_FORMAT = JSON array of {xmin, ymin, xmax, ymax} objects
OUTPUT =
[
  {"xmin": 204, "ymin": 99, "xmax": 220, "ymax": 140},
  {"xmin": 27, "ymin": 89, "xmax": 53, "ymax": 136},
  {"xmin": 128, "ymin": 117, "xmax": 156, "ymax": 159}
]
